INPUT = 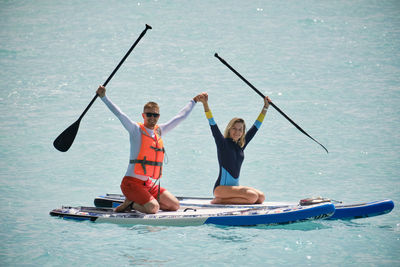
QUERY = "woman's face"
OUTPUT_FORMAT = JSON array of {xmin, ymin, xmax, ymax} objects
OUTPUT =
[{"xmin": 229, "ymin": 122, "xmax": 244, "ymax": 142}]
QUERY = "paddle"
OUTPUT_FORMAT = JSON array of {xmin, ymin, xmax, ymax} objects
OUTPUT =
[
  {"xmin": 53, "ymin": 24, "xmax": 152, "ymax": 152},
  {"xmin": 214, "ymin": 53, "xmax": 328, "ymax": 153}
]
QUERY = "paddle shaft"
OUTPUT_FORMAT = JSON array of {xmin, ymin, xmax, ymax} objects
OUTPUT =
[
  {"xmin": 78, "ymin": 24, "xmax": 152, "ymax": 121},
  {"xmin": 214, "ymin": 53, "xmax": 328, "ymax": 153}
]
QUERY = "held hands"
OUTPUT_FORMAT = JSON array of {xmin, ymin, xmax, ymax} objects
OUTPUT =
[
  {"xmin": 97, "ymin": 86, "xmax": 106, "ymax": 98},
  {"xmin": 197, "ymin": 92, "xmax": 208, "ymax": 104},
  {"xmin": 193, "ymin": 92, "xmax": 208, "ymax": 103},
  {"xmin": 195, "ymin": 92, "xmax": 209, "ymax": 112}
]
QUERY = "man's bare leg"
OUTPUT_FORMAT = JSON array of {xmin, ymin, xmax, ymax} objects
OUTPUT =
[
  {"xmin": 158, "ymin": 190, "xmax": 180, "ymax": 211},
  {"xmin": 115, "ymin": 190, "xmax": 179, "ymax": 214},
  {"xmin": 114, "ymin": 198, "xmax": 133, "ymax": 212}
]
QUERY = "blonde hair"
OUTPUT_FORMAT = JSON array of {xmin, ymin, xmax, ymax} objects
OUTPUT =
[
  {"xmin": 143, "ymin": 102, "xmax": 159, "ymax": 112},
  {"xmin": 224, "ymin": 117, "xmax": 246, "ymax": 148}
]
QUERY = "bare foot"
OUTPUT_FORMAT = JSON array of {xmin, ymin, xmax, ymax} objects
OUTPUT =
[{"xmin": 114, "ymin": 199, "xmax": 133, "ymax": 212}]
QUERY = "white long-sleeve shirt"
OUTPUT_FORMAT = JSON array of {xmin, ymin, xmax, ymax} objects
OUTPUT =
[{"xmin": 101, "ymin": 95, "xmax": 196, "ymax": 180}]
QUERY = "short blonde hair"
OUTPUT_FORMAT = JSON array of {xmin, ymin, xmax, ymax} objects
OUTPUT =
[
  {"xmin": 143, "ymin": 102, "xmax": 159, "ymax": 112},
  {"xmin": 224, "ymin": 117, "xmax": 246, "ymax": 148}
]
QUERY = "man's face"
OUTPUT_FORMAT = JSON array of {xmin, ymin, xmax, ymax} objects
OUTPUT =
[{"xmin": 142, "ymin": 107, "xmax": 160, "ymax": 129}]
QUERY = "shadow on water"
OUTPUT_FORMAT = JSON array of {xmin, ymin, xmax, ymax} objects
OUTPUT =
[
  {"xmin": 210, "ymin": 220, "xmax": 331, "ymax": 232},
  {"xmin": 208, "ymin": 229, "xmax": 253, "ymax": 243},
  {"xmin": 92, "ymin": 220, "xmax": 332, "ymax": 233},
  {"xmin": 205, "ymin": 221, "xmax": 331, "ymax": 244},
  {"xmin": 127, "ymin": 225, "xmax": 168, "ymax": 234},
  {"xmin": 122, "ymin": 253, "xmax": 172, "ymax": 266},
  {"xmin": 123, "ymin": 220, "xmax": 331, "ymax": 234},
  {"xmin": 331, "ymin": 219, "xmax": 397, "ymax": 231},
  {"xmin": 262, "ymin": 221, "xmax": 331, "ymax": 231}
]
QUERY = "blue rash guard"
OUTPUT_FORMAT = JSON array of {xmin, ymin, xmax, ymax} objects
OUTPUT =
[{"xmin": 205, "ymin": 110, "xmax": 266, "ymax": 192}]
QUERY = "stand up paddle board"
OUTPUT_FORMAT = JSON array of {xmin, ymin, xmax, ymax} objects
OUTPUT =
[
  {"xmin": 93, "ymin": 194, "xmax": 394, "ymax": 220},
  {"xmin": 50, "ymin": 202, "xmax": 335, "ymax": 227}
]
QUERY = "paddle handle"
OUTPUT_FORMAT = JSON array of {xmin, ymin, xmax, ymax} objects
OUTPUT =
[
  {"xmin": 214, "ymin": 53, "xmax": 328, "ymax": 153},
  {"xmin": 215, "ymin": 53, "xmax": 265, "ymax": 98},
  {"xmin": 215, "ymin": 54, "xmax": 294, "ymax": 128},
  {"xmin": 77, "ymin": 24, "xmax": 152, "ymax": 121},
  {"xmin": 103, "ymin": 24, "xmax": 152, "ymax": 87}
]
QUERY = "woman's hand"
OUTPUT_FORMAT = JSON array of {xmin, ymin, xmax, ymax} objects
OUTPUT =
[
  {"xmin": 193, "ymin": 92, "xmax": 206, "ymax": 103},
  {"xmin": 198, "ymin": 92, "xmax": 208, "ymax": 104},
  {"xmin": 197, "ymin": 92, "xmax": 209, "ymax": 112},
  {"xmin": 264, "ymin": 96, "xmax": 271, "ymax": 109}
]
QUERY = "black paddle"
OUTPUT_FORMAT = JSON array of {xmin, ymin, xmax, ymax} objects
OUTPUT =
[
  {"xmin": 53, "ymin": 24, "xmax": 152, "ymax": 152},
  {"xmin": 214, "ymin": 53, "xmax": 328, "ymax": 153}
]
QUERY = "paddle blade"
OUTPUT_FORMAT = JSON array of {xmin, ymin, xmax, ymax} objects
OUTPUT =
[{"xmin": 53, "ymin": 120, "xmax": 81, "ymax": 152}]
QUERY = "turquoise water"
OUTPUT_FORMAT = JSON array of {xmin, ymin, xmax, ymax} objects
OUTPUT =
[{"xmin": 1, "ymin": 0, "xmax": 399, "ymax": 266}]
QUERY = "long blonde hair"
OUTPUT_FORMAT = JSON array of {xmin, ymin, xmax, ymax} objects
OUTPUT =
[{"xmin": 224, "ymin": 117, "xmax": 246, "ymax": 148}]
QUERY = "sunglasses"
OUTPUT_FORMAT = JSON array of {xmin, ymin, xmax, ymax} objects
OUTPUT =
[{"xmin": 144, "ymin": 112, "xmax": 160, "ymax": 118}]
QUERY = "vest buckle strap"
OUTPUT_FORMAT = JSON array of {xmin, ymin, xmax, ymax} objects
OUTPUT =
[
  {"xmin": 130, "ymin": 158, "xmax": 163, "ymax": 175},
  {"xmin": 150, "ymin": 146, "xmax": 165, "ymax": 152}
]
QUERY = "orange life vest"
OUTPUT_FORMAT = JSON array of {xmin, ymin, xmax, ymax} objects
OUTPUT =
[{"xmin": 130, "ymin": 123, "xmax": 164, "ymax": 179}]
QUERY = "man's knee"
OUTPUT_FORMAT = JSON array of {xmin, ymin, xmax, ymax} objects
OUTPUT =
[
  {"xmin": 144, "ymin": 201, "xmax": 160, "ymax": 214},
  {"xmin": 159, "ymin": 191, "xmax": 180, "ymax": 211},
  {"xmin": 168, "ymin": 201, "xmax": 180, "ymax": 211}
]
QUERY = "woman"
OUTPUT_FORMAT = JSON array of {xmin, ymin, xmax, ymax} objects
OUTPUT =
[{"xmin": 198, "ymin": 92, "xmax": 270, "ymax": 204}]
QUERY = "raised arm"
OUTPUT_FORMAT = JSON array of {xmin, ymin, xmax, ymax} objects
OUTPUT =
[
  {"xmin": 245, "ymin": 96, "xmax": 271, "ymax": 147},
  {"xmin": 198, "ymin": 92, "xmax": 225, "ymax": 147},
  {"xmin": 158, "ymin": 93, "xmax": 205, "ymax": 135},
  {"xmin": 254, "ymin": 96, "xmax": 271, "ymax": 129},
  {"xmin": 96, "ymin": 85, "xmax": 137, "ymax": 133}
]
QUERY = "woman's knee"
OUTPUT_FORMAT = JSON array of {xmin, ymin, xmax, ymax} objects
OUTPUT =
[
  {"xmin": 256, "ymin": 192, "xmax": 265, "ymax": 204},
  {"xmin": 245, "ymin": 189, "xmax": 259, "ymax": 203}
]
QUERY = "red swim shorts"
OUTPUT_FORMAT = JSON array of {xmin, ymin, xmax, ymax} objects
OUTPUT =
[{"xmin": 120, "ymin": 176, "xmax": 166, "ymax": 205}]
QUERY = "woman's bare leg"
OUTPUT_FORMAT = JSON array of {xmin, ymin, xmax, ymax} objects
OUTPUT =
[{"xmin": 212, "ymin": 186, "xmax": 260, "ymax": 204}]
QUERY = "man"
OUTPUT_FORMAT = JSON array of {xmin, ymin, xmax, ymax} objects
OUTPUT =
[{"xmin": 96, "ymin": 85, "xmax": 201, "ymax": 214}]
